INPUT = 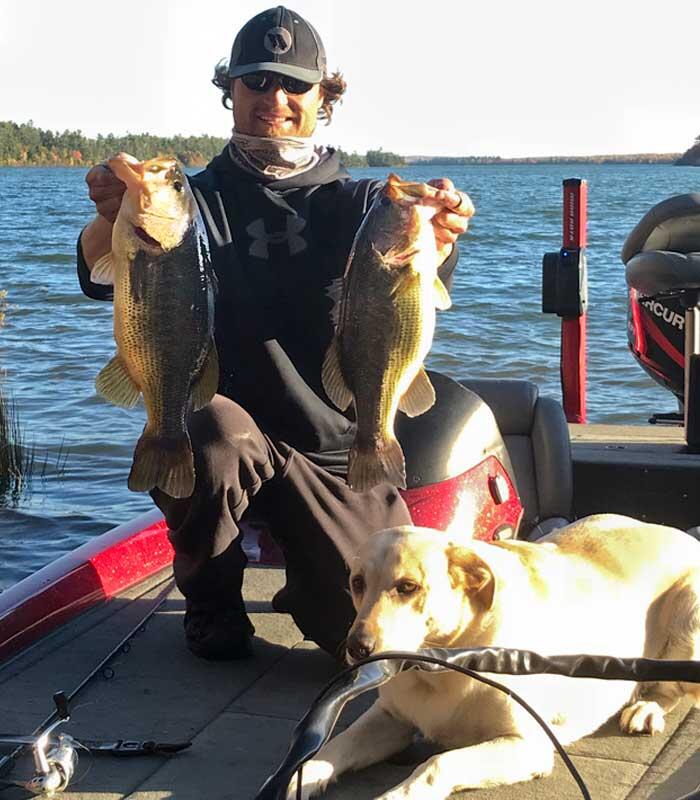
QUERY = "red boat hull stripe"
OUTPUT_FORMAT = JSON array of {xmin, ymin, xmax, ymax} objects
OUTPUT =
[{"xmin": 0, "ymin": 510, "xmax": 172, "ymax": 663}]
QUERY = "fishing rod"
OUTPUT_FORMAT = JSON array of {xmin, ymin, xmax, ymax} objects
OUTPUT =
[
  {"xmin": 255, "ymin": 646, "xmax": 700, "ymax": 800},
  {"xmin": 0, "ymin": 577, "xmax": 190, "ymax": 795}
]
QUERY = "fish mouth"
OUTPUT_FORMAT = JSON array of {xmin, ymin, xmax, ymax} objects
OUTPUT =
[
  {"xmin": 133, "ymin": 225, "xmax": 161, "ymax": 248},
  {"xmin": 384, "ymin": 173, "xmax": 431, "ymax": 204}
]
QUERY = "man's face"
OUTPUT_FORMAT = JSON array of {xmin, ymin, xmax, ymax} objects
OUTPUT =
[{"xmin": 232, "ymin": 76, "xmax": 324, "ymax": 138}]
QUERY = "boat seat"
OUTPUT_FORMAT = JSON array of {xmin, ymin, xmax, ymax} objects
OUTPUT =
[
  {"xmin": 623, "ymin": 193, "xmax": 700, "ymax": 448},
  {"xmin": 460, "ymin": 378, "xmax": 573, "ymax": 540}
]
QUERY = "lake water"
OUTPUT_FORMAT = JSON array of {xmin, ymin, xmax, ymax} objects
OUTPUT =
[{"xmin": 1, "ymin": 162, "xmax": 698, "ymax": 589}]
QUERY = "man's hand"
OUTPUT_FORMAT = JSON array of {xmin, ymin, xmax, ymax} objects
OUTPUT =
[
  {"xmin": 425, "ymin": 178, "xmax": 475, "ymax": 263},
  {"xmin": 81, "ymin": 163, "xmax": 126, "ymax": 269},
  {"xmin": 86, "ymin": 164, "xmax": 126, "ymax": 223}
]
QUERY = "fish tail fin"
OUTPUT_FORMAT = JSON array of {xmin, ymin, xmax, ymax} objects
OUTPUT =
[
  {"xmin": 348, "ymin": 436, "xmax": 407, "ymax": 493},
  {"xmin": 128, "ymin": 429, "xmax": 195, "ymax": 499}
]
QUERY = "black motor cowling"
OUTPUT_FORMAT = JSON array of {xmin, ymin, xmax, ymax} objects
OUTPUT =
[{"xmin": 623, "ymin": 193, "xmax": 700, "ymax": 407}]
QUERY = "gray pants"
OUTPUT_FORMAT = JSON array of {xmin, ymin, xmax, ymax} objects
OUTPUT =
[{"xmin": 151, "ymin": 395, "xmax": 411, "ymax": 654}]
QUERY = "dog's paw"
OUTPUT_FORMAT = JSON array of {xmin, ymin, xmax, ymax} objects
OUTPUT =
[
  {"xmin": 285, "ymin": 759, "xmax": 334, "ymax": 800},
  {"xmin": 619, "ymin": 700, "xmax": 666, "ymax": 735}
]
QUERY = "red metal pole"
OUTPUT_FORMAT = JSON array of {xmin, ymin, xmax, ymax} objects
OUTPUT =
[{"xmin": 560, "ymin": 179, "xmax": 588, "ymax": 423}]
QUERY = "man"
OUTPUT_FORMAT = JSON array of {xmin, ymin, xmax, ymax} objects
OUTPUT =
[{"xmin": 77, "ymin": 6, "xmax": 473, "ymax": 661}]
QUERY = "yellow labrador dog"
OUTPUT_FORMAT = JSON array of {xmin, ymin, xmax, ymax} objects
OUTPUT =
[{"xmin": 288, "ymin": 514, "xmax": 700, "ymax": 800}]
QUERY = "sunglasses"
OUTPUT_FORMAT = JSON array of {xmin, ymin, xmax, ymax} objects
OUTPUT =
[{"xmin": 240, "ymin": 71, "xmax": 315, "ymax": 95}]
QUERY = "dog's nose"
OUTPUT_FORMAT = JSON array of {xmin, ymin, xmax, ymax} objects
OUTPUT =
[{"xmin": 346, "ymin": 632, "xmax": 375, "ymax": 662}]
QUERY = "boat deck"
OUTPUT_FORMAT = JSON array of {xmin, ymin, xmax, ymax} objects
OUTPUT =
[
  {"xmin": 568, "ymin": 424, "xmax": 700, "ymax": 530},
  {"xmin": 2, "ymin": 565, "xmax": 699, "ymax": 800},
  {"xmin": 570, "ymin": 422, "xmax": 687, "ymax": 449}
]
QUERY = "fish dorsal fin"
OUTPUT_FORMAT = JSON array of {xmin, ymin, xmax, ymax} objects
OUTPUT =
[
  {"xmin": 434, "ymin": 276, "xmax": 451, "ymax": 310},
  {"xmin": 191, "ymin": 344, "xmax": 220, "ymax": 411},
  {"xmin": 91, "ymin": 252, "xmax": 116, "ymax": 285},
  {"xmin": 95, "ymin": 355, "xmax": 141, "ymax": 408},
  {"xmin": 398, "ymin": 367, "xmax": 436, "ymax": 418},
  {"xmin": 322, "ymin": 335, "xmax": 353, "ymax": 412},
  {"xmin": 325, "ymin": 276, "xmax": 345, "ymax": 329}
]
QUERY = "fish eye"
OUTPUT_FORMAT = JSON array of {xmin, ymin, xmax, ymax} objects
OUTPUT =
[
  {"xmin": 173, "ymin": 180, "xmax": 183, "ymax": 192},
  {"xmin": 396, "ymin": 580, "xmax": 419, "ymax": 596},
  {"xmin": 149, "ymin": 165, "xmax": 164, "ymax": 174},
  {"xmin": 350, "ymin": 575, "xmax": 365, "ymax": 594}
]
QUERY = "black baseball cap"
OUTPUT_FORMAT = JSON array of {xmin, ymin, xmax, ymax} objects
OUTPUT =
[{"xmin": 228, "ymin": 6, "xmax": 327, "ymax": 84}]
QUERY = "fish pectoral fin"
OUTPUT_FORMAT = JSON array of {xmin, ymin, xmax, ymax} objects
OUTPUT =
[
  {"xmin": 95, "ymin": 356, "xmax": 141, "ymax": 408},
  {"xmin": 372, "ymin": 242, "xmax": 418, "ymax": 269},
  {"xmin": 321, "ymin": 335, "xmax": 353, "ymax": 411},
  {"xmin": 398, "ymin": 367, "xmax": 436, "ymax": 417},
  {"xmin": 90, "ymin": 252, "xmax": 116, "ymax": 285},
  {"xmin": 191, "ymin": 343, "xmax": 219, "ymax": 411},
  {"xmin": 434, "ymin": 276, "xmax": 452, "ymax": 310}
]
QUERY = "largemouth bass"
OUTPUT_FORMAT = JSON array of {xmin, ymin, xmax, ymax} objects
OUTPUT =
[
  {"xmin": 91, "ymin": 153, "xmax": 218, "ymax": 499},
  {"xmin": 322, "ymin": 174, "xmax": 469, "ymax": 493}
]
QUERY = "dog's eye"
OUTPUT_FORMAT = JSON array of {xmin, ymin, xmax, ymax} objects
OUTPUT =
[
  {"xmin": 351, "ymin": 575, "xmax": 365, "ymax": 594},
  {"xmin": 396, "ymin": 580, "xmax": 419, "ymax": 596}
]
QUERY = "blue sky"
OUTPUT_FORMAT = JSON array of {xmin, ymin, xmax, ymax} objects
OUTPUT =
[{"xmin": 1, "ymin": 0, "xmax": 697, "ymax": 157}]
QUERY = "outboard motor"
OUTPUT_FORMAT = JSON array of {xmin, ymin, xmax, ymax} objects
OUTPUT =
[
  {"xmin": 623, "ymin": 193, "xmax": 700, "ymax": 447},
  {"xmin": 396, "ymin": 371, "xmax": 523, "ymax": 541}
]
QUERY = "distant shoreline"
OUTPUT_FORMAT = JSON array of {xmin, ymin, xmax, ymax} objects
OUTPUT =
[
  {"xmin": 3, "ymin": 121, "xmax": 696, "ymax": 167},
  {"xmin": 404, "ymin": 153, "xmax": 682, "ymax": 166},
  {"xmin": 0, "ymin": 154, "xmax": 686, "ymax": 168}
]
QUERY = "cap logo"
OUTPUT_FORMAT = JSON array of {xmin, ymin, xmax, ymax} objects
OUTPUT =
[{"xmin": 264, "ymin": 27, "xmax": 292, "ymax": 54}]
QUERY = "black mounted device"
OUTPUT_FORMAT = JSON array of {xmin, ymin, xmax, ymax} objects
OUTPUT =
[{"xmin": 542, "ymin": 247, "xmax": 588, "ymax": 317}]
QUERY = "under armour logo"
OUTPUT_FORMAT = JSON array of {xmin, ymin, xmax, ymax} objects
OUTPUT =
[
  {"xmin": 264, "ymin": 27, "xmax": 292, "ymax": 54},
  {"xmin": 246, "ymin": 216, "xmax": 307, "ymax": 259}
]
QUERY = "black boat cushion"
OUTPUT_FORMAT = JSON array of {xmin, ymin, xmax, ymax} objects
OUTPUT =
[
  {"xmin": 397, "ymin": 371, "xmax": 517, "ymax": 487},
  {"xmin": 457, "ymin": 379, "xmax": 538, "ymax": 435},
  {"xmin": 626, "ymin": 251, "xmax": 700, "ymax": 298},
  {"xmin": 621, "ymin": 193, "xmax": 700, "ymax": 263}
]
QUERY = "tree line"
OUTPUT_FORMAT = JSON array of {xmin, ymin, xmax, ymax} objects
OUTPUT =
[
  {"xmin": 8, "ymin": 119, "xmax": 688, "ymax": 169},
  {"xmin": 676, "ymin": 133, "xmax": 700, "ymax": 166},
  {"xmin": 335, "ymin": 147, "xmax": 405, "ymax": 167},
  {"xmin": 0, "ymin": 120, "xmax": 230, "ymax": 167},
  {"xmin": 0, "ymin": 121, "xmax": 406, "ymax": 168}
]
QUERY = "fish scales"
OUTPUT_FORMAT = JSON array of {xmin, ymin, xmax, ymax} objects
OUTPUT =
[
  {"xmin": 344, "ymin": 251, "xmax": 429, "ymax": 440},
  {"xmin": 116, "ymin": 227, "xmax": 211, "ymax": 437}
]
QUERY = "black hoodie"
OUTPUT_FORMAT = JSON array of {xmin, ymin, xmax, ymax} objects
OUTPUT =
[{"xmin": 77, "ymin": 146, "xmax": 458, "ymax": 473}]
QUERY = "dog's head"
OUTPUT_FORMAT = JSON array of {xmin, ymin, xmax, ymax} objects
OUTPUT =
[{"xmin": 345, "ymin": 525, "xmax": 496, "ymax": 663}]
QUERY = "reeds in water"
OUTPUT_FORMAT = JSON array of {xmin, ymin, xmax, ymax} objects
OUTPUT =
[
  {"xmin": 1, "ymin": 290, "xmax": 37, "ymax": 506},
  {"xmin": 0, "ymin": 386, "xmax": 35, "ymax": 507}
]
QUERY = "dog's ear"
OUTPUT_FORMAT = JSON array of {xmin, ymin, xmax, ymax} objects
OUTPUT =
[{"xmin": 447, "ymin": 547, "xmax": 496, "ymax": 609}]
